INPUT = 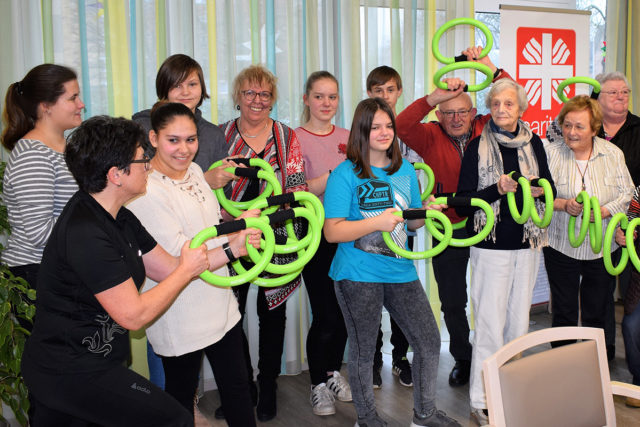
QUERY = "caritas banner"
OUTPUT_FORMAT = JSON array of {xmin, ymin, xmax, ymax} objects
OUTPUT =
[{"xmin": 500, "ymin": 5, "xmax": 591, "ymax": 139}]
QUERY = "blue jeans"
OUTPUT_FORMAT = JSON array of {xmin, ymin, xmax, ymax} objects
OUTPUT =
[
  {"xmin": 334, "ymin": 279, "xmax": 440, "ymax": 425},
  {"xmin": 622, "ymin": 302, "xmax": 640, "ymax": 385}
]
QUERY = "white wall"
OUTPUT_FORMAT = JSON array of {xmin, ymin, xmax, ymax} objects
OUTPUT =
[{"xmin": 476, "ymin": 0, "xmax": 576, "ymax": 13}]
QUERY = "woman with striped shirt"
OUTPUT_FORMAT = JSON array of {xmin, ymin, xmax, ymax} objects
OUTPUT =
[
  {"xmin": 1, "ymin": 64, "xmax": 83, "ymax": 326},
  {"xmin": 544, "ymin": 95, "xmax": 633, "ymax": 347}
]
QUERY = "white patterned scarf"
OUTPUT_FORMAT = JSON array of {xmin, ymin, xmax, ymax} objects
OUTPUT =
[{"xmin": 474, "ymin": 119, "xmax": 547, "ymax": 248}]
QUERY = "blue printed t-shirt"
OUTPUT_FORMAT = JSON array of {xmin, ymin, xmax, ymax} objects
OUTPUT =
[{"xmin": 325, "ymin": 159, "xmax": 422, "ymax": 283}]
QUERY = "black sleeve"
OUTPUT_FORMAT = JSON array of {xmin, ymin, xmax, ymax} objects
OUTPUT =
[
  {"xmin": 455, "ymin": 136, "xmax": 502, "ymax": 217},
  {"xmin": 120, "ymin": 207, "xmax": 157, "ymax": 254}
]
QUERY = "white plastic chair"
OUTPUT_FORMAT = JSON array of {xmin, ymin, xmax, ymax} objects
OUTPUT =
[{"xmin": 482, "ymin": 326, "xmax": 640, "ymax": 427}]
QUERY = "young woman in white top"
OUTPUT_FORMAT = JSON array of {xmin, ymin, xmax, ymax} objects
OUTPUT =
[
  {"xmin": 127, "ymin": 102, "xmax": 261, "ymax": 426},
  {"xmin": 295, "ymin": 71, "xmax": 352, "ymax": 416}
]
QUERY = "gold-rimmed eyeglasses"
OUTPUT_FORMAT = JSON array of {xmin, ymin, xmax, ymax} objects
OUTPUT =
[
  {"xmin": 130, "ymin": 154, "xmax": 151, "ymax": 171},
  {"xmin": 241, "ymin": 90, "xmax": 273, "ymax": 102},
  {"xmin": 601, "ymin": 89, "xmax": 631, "ymax": 98}
]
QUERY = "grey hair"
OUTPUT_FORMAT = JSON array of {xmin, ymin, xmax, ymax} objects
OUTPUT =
[
  {"xmin": 595, "ymin": 71, "xmax": 629, "ymax": 87},
  {"xmin": 485, "ymin": 79, "xmax": 528, "ymax": 113}
]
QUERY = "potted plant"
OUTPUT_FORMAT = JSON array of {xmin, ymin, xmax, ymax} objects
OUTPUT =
[{"xmin": 0, "ymin": 162, "xmax": 35, "ymax": 426}]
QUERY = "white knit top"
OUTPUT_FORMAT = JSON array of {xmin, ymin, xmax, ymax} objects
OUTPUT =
[{"xmin": 127, "ymin": 163, "xmax": 241, "ymax": 356}]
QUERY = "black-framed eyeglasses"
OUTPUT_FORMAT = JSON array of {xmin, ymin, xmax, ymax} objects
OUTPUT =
[
  {"xmin": 440, "ymin": 108, "xmax": 473, "ymax": 119},
  {"xmin": 241, "ymin": 90, "xmax": 273, "ymax": 102},
  {"xmin": 130, "ymin": 154, "xmax": 151, "ymax": 171}
]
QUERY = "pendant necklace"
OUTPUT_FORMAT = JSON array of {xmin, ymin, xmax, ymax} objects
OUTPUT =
[{"xmin": 575, "ymin": 145, "xmax": 593, "ymax": 192}]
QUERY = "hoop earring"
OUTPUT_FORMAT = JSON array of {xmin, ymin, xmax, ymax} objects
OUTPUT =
[
  {"xmin": 236, "ymin": 105, "xmax": 240, "ymax": 111},
  {"xmin": 269, "ymin": 106, "xmax": 273, "ymax": 112}
]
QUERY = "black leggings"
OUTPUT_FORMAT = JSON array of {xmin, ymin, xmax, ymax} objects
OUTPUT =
[
  {"xmin": 160, "ymin": 322, "xmax": 256, "ymax": 427},
  {"xmin": 25, "ymin": 362, "xmax": 191, "ymax": 427},
  {"xmin": 303, "ymin": 235, "xmax": 348, "ymax": 385},
  {"xmin": 235, "ymin": 282, "xmax": 287, "ymax": 384}
]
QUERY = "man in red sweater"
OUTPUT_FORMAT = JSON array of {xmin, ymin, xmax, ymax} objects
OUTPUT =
[{"xmin": 395, "ymin": 45, "xmax": 511, "ymax": 387}]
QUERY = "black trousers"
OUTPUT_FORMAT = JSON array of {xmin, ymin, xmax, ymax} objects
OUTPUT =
[
  {"xmin": 605, "ymin": 248, "xmax": 629, "ymax": 348},
  {"xmin": 431, "ymin": 228, "xmax": 472, "ymax": 362},
  {"xmin": 543, "ymin": 246, "xmax": 615, "ymax": 346},
  {"xmin": 25, "ymin": 362, "xmax": 192, "ymax": 427},
  {"xmin": 303, "ymin": 235, "xmax": 348, "ymax": 385},
  {"xmin": 160, "ymin": 322, "xmax": 256, "ymax": 427},
  {"xmin": 9, "ymin": 263, "xmax": 39, "ymax": 332},
  {"xmin": 235, "ymin": 281, "xmax": 287, "ymax": 385}
]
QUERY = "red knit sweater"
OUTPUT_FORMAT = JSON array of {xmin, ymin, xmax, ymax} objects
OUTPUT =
[{"xmin": 396, "ymin": 71, "xmax": 512, "ymax": 223}]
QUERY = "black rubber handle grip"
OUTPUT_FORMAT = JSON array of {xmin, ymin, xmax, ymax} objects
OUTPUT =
[
  {"xmin": 267, "ymin": 209, "xmax": 296, "ymax": 225},
  {"xmin": 403, "ymin": 210, "xmax": 427, "ymax": 220},
  {"xmin": 434, "ymin": 192, "xmax": 455, "ymax": 198},
  {"xmin": 228, "ymin": 158, "xmax": 252, "ymax": 166},
  {"xmin": 445, "ymin": 196, "xmax": 473, "ymax": 207},
  {"xmin": 216, "ymin": 219, "xmax": 247, "ymax": 235},
  {"xmin": 266, "ymin": 193, "xmax": 295, "ymax": 207},
  {"xmin": 233, "ymin": 168, "xmax": 260, "ymax": 179},
  {"xmin": 454, "ymin": 54, "xmax": 467, "ymax": 62},
  {"xmin": 530, "ymin": 178, "xmax": 541, "ymax": 187},
  {"xmin": 510, "ymin": 171, "xmax": 524, "ymax": 181}
]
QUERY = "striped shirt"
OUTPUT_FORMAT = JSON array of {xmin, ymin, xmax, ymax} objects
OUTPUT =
[
  {"xmin": 545, "ymin": 136, "xmax": 634, "ymax": 260},
  {"xmin": 1, "ymin": 139, "xmax": 78, "ymax": 266}
]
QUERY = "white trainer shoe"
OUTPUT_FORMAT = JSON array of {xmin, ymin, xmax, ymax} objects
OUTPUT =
[
  {"xmin": 310, "ymin": 383, "xmax": 336, "ymax": 416},
  {"xmin": 326, "ymin": 371, "xmax": 353, "ymax": 402}
]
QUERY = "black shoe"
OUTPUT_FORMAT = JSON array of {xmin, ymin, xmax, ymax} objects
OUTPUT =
[
  {"xmin": 392, "ymin": 358, "xmax": 413, "ymax": 387},
  {"xmin": 372, "ymin": 361, "xmax": 382, "ymax": 389},
  {"xmin": 607, "ymin": 344, "xmax": 615, "ymax": 361},
  {"xmin": 257, "ymin": 380, "xmax": 277, "ymax": 422},
  {"xmin": 214, "ymin": 381, "xmax": 257, "ymax": 420},
  {"xmin": 448, "ymin": 360, "xmax": 471, "ymax": 387},
  {"xmin": 214, "ymin": 405, "xmax": 225, "ymax": 420}
]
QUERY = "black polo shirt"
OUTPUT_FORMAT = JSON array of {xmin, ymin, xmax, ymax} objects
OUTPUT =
[{"xmin": 23, "ymin": 190, "xmax": 156, "ymax": 374}]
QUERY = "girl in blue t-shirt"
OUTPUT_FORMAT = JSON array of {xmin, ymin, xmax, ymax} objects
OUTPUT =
[{"xmin": 323, "ymin": 98, "xmax": 460, "ymax": 427}]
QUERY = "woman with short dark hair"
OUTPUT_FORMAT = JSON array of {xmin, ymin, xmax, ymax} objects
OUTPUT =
[
  {"xmin": 21, "ymin": 115, "xmax": 258, "ymax": 426},
  {"xmin": 1, "ymin": 64, "xmax": 83, "ymax": 326}
]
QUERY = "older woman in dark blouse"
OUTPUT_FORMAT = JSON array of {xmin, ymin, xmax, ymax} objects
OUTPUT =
[{"xmin": 455, "ymin": 79, "xmax": 556, "ymax": 425}]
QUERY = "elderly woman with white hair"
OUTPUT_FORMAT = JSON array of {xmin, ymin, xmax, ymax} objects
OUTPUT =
[{"xmin": 455, "ymin": 78, "xmax": 556, "ymax": 425}]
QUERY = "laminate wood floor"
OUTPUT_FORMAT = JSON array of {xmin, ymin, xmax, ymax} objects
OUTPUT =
[{"xmin": 196, "ymin": 305, "xmax": 640, "ymax": 426}]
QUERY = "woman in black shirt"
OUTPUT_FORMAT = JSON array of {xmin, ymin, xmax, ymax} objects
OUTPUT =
[{"xmin": 21, "ymin": 116, "xmax": 260, "ymax": 427}]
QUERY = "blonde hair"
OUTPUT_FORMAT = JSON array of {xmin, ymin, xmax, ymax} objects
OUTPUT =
[{"xmin": 231, "ymin": 64, "xmax": 278, "ymax": 106}]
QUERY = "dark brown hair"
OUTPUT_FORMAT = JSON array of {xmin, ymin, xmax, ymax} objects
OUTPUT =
[
  {"xmin": 150, "ymin": 101, "xmax": 197, "ymax": 133},
  {"xmin": 347, "ymin": 98, "xmax": 402, "ymax": 179},
  {"xmin": 301, "ymin": 71, "xmax": 339, "ymax": 123},
  {"xmin": 2, "ymin": 64, "xmax": 77, "ymax": 150},
  {"xmin": 366, "ymin": 65, "xmax": 403, "ymax": 92},
  {"xmin": 155, "ymin": 54, "xmax": 209, "ymax": 108}
]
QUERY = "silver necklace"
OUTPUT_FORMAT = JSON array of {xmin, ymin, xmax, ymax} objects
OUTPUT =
[{"xmin": 241, "ymin": 120, "xmax": 268, "ymax": 138}]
